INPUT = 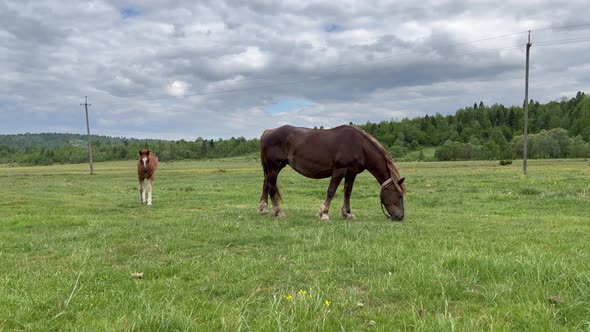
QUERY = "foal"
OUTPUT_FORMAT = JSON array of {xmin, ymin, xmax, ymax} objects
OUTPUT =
[{"xmin": 137, "ymin": 149, "xmax": 158, "ymax": 206}]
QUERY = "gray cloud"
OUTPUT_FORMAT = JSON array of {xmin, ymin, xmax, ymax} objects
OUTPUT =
[{"xmin": 1, "ymin": 0, "xmax": 589, "ymax": 140}]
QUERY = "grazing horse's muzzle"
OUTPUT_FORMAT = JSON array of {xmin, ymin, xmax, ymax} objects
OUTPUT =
[
  {"xmin": 391, "ymin": 213, "xmax": 404, "ymax": 222},
  {"xmin": 380, "ymin": 201, "xmax": 404, "ymax": 222}
]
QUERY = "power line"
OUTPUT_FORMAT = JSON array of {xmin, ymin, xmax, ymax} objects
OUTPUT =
[
  {"xmin": 534, "ymin": 36, "xmax": 590, "ymax": 47},
  {"xmin": 63, "ymin": 29, "xmax": 534, "ymax": 101},
  {"xmin": 193, "ymin": 23, "xmax": 590, "ymax": 91},
  {"xmin": 178, "ymin": 23, "xmax": 590, "ymax": 92},
  {"xmin": 185, "ymin": 31, "xmax": 529, "ymax": 91},
  {"xmin": 11, "ymin": 25, "xmax": 590, "ymax": 108},
  {"xmin": 104, "ymin": 38, "xmax": 588, "ymax": 101},
  {"xmin": 531, "ymin": 23, "xmax": 590, "ymax": 32},
  {"xmin": 111, "ymin": 45, "xmax": 529, "ymax": 99}
]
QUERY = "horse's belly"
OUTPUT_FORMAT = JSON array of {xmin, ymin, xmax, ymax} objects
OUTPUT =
[
  {"xmin": 288, "ymin": 159, "xmax": 332, "ymax": 179},
  {"xmin": 293, "ymin": 167, "xmax": 332, "ymax": 179}
]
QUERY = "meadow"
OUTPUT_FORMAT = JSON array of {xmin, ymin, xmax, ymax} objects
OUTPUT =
[{"xmin": 1, "ymin": 157, "xmax": 589, "ymax": 331}]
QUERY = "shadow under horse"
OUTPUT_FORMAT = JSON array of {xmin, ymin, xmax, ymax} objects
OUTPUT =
[{"xmin": 259, "ymin": 125, "xmax": 406, "ymax": 221}]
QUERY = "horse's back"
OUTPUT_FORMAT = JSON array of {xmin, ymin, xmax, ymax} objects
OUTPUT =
[
  {"xmin": 260, "ymin": 125, "xmax": 366, "ymax": 178},
  {"xmin": 260, "ymin": 125, "xmax": 296, "ymax": 145},
  {"xmin": 261, "ymin": 125, "xmax": 355, "ymax": 145}
]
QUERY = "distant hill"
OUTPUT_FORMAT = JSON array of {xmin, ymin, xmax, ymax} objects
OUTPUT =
[{"xmin": 0, "ymin": 133, "xmax": 169, "ymax": 149}]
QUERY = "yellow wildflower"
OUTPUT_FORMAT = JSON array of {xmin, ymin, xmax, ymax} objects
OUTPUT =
[
  {"xmin": 285, "ymin": 295, "xmax": 293, "ymax": 300},
  {"xmin": 324, "ymin": 300, "xmax": 331, "ymax": 306}
]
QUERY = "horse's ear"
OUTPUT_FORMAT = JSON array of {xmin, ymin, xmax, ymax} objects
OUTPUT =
[
  {"xmin": 397, "ymin": 177, "xmax": 405, "ymax": 185},
  {"xmin": 146, "ymin": 150, "xmax": 150, "ymax": 155},
  {"xmin": 139, "ymin": 150, "xmax": 142, "ymax": 155}
]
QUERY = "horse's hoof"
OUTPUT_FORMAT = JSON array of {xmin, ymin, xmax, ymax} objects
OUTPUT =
[
  {"xmin": 275, "ymin": 211, "xmax": 285, "ymax": 218},
  {"xmin": 342, "ymin": 213, "xmax": 356, "ymax": 220},
  {"xmin": 319, "ymin": 214, "xmax": 330, "ymax": 221},
  {"xmin": 259, "ymin": 201, "xmax": 269, "ymax": 215}
]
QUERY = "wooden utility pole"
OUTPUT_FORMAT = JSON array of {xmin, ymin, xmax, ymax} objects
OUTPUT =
[
  {"xmin": 81, "ymin": 96, "xmax": 94, "ymax": 174},
  {"xmin": 523, "ymin": 31, "xmax": 532, "ymax": 175}
]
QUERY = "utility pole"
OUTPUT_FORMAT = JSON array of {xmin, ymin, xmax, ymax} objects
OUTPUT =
[
  {"xmin": 523, "ymin": 31, "xmax": 532, "ymax": 175},
  {"xmin": 81, "ymin": 96, "xmax": 94, "ymax": 174}
]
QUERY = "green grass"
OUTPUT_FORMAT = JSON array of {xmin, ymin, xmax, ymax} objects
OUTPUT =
[
  {"xmin": 402, "ymin": 147, "xmax": 437, "ymax": 162},
  {"xmin": 1, "ymin": 157, "xmax": 590, "ymax": 331}
]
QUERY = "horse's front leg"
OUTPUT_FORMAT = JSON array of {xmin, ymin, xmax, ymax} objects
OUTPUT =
[
  {"xmin": 139, "ymin": 179, "xmax": 145, "ymax": 204},
  {"xmin": 318, "ymin": 169, "xmax": 346, "ymax": 220},
  {"xmin": 147, "ymin": 177, "xmax": 154, "ymax": 206},
  {"xmin": 341, "ymin": 174, "xmax": 357, "ymax": 219}
]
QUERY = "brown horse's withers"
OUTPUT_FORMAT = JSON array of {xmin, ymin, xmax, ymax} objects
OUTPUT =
[
  {"xmin": 137, "ymin": 149, "xmax": 158, "ymax": 206},
  {"xmin": 259, "ymin": 125, "xmax": 406, "ymax": 221}
]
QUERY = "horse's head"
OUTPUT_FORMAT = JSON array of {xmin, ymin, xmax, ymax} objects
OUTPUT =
[
  {"xmin": 380, "ymin": 177, "xmax": 405, "ymax": 221},
  {"xmin": 139, "ymin": 149, "xmax": 151, "ymax": 175}
]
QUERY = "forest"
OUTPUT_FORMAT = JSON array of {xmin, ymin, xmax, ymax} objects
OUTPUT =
[{"xmin": 1, "ymin": 91, "xmax": 589, "ymax": 165}]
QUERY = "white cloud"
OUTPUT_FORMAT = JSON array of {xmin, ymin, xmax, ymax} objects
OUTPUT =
[
  {"xmin": 219, "ymin": 47, "xmax": 270, "ymax": 72},
  {"xmin": 0, "ymin": 0, "xmax": 589, "ymax": 139},
  {"xmin": 167, "ymin": 80, "xmax": 190, "ymax": 96}
]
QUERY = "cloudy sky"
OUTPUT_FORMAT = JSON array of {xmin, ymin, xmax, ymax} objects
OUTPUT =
[{"xmin": 1, "ymin": 1, "xmax": 589, "ymax": 140}]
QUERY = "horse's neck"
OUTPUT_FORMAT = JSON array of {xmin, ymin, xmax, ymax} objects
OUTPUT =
[{"xmin": 364, "ymin": 148, "xmax": 390, "ymax": 185}]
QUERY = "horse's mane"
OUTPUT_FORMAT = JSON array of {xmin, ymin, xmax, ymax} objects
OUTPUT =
[{"xmin": 349, "ymin": 125, "xmax": 406, "ymax": 192}]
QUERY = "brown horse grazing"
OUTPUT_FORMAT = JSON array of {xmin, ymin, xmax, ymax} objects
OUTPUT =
[
  {"xmin": 259, "ymin": 125, "xmax": 406, "ymax": 221},
  {"xmin": 137, "ymin": 149, "xmax": 158, "ymax": 206}
]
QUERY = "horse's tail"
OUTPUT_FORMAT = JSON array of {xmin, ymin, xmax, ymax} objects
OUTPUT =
[
  {"xmin": 260, "ymin": 129, "xmax": 282, "ymax": 202},
  {"xmin": 259, "ymin": 129, "xmax": 271, "ymax": 175}
]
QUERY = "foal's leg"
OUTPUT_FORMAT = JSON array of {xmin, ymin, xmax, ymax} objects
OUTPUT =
[
  {"xmin": 147, "ymin": 178, "xmax": 154, "ymax": 205},
  {"xmin": 139, "ymin": 179, "xmax": 145, "ymax": 204},
  {"xmin": 318, "ymin": 169, "xmax": 347, "ymax": 220},
  {"xmin": 341, "ymin": 174, "xmax": 357, "ymax": 219}
]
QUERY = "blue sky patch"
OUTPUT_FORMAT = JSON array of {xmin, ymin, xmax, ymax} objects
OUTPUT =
[
  {"xmin": 121, "ymin": 8, "xmax": 139, "ymax": 19},
  {"xmin": 265, "ymin": 98, "xmax": 314, "ymax": 115},
  {"xmin": 324, "ymin": 23, "xmax": 341, "ymax": 33}
]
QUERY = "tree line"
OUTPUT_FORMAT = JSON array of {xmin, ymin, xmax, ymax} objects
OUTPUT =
[
  {"xmin": 0, "ymin": 91, "xmax": 588, "ymax": 165},
  {"xmin": 361, "ymin": 91, "xmax": 590, "ymax": 161},
  {"xmin": 0, "ymin": 137, "xmax": 259, "ymax": 165}
]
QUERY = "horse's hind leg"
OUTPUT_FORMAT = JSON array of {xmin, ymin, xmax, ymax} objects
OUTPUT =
[
  {"xmin": 341, "ymin": 174, "xmax": 357, "ymax": 220},
  {"xmin": 259, "ymin": 177, "xmax": 270, "ymax": 215},
  {"xmin": 267, "ymin": 170, "xmax": 285, "ymax": 217},
  {"xmin": 318, "ymin": 169, "xmax": 346, "ymax": 220}
]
